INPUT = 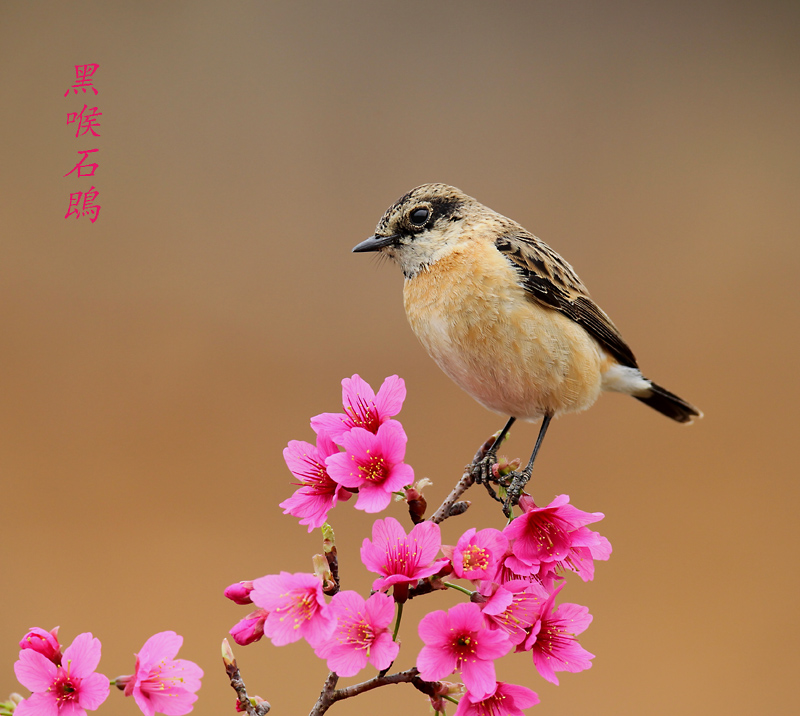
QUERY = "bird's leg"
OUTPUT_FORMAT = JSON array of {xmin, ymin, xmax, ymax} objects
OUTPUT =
[
  {"xmin": 503, "ymin": 413, "xmax": 553, "ymax": 517},
  {"xmin": 472, "ymin": 416, "xmax": 516, "ymax": 486}
]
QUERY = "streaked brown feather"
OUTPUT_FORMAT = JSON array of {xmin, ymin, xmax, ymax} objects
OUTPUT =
[{"xmin": 495, "ymin": 233, "xmax": 638, "ymax": 369}]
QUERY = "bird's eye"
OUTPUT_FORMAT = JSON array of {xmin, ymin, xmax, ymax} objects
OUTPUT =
[{"xmin": 409, "ymin": 207, "xmax": 430, "ymax": 226}]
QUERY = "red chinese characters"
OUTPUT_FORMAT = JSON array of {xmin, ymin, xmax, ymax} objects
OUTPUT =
[{"xmin": 64, "ymin": 64, "xmax": 102, "ymax": 223}]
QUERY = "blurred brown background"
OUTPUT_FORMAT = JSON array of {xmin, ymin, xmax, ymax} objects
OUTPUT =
[{"xmin": 1, "ymin": 1, "xmax": 798, "ymax": 714}]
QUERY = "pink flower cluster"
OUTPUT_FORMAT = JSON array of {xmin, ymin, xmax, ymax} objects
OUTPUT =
[
  {"xmin": 225, "ymin": 374, "xmax": 613, "ymax": 715},
  {"xmin": 224, "ymin": 515, "xmax": 449, "ymax": 661},
  {"xmin": 14, "ymin": 631, "xmax": 109, "ymax": 716},
  {"xmin": 225, "ymin": 569, "xmax": 401, "ymax": 676},
  {"xmin": 502, "ymin": 494, "xmax": 612, "ymax": 589},
  {"xmin": 412, "ymin": 493, "xmax": 609, "ymax": 707},
  {"xmin": 12, "ymin": 627, "xmax": 202, "ymax": 716},
  {"xmin": 280, "ymin": 374, "xmax": 413, "ymax": 528},
  {"xmin": 226, "ymin": 507, "xmax": 609, "ymax": 711}
]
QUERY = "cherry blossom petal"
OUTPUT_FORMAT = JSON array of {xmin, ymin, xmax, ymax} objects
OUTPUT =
[
  {"xmin": 62, "ymin": 632, "xmax": 102, "ymax": 678},
  {"xmin": 76, "ymin": 671, "xmax": 111, "ymax": 711},
  {"xmin": 14, "ymin": 650, "xmax": 56, "ymax": 692}
]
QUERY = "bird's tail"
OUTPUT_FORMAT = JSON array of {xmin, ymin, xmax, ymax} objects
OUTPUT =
[{"xmin": 634, "ymin": 380, "xmax": 702, "ymax": 424}]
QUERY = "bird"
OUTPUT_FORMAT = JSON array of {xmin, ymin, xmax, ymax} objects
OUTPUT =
[{"xmin": 352, "ymin": 183, "xmax": 701, "ymax": 513}]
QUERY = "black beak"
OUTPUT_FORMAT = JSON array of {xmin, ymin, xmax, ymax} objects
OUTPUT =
[{"xmin": 352, "ymin": 234, "xmax": 398, "ymax": 253}]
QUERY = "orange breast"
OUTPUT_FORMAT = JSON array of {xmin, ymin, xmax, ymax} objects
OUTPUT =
[{"xmin": 403, "ymin": 243, "xmax": 604, "ymax": 419}]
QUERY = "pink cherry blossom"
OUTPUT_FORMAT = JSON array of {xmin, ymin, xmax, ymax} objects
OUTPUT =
[
  {"xmin": 120, "ymin": 631, "xmax": 203, "ymax": 716},
  {"xmin": 453, "ymin": 681, "xmax": 539, "ymax": 716},
  {"xmin": 487, "ymin": 544, "xmax": 561, "ymax": 596},
  {"xmin": 503, "ymin": 495, "xmax": 604, "ymax": 567},
  {"xmin": 537, "ymin": 526, "xmax": 613, "ymax": 583},
  {"xmin": 417, "ymin": 602, "xmax": 512, "ymax": 699},
  {"xmin": 229, "ymin": 609, "xmax": 269, "ymax": 646},
  {"xmin": 481, "ymin": 581, "xmax": 550, "ymax": 645},
  {"xmin": 310, "ymin": 374, "xmax": 406, "ymax": 441},
  {"xmin": 14, "ymin": 631, "xmax": 109, "ymax": 716},
  {"xmin": 280, "ymin": 433, "xmax": 348, "ymax": 531},
  {"xmin": 313, "ymin": 591, "xmax": 399, "ymax": 676},
  {"xmin": 251, "ymin": 572, "xmax": 336, "ymax": 647},
  {"xmin": 360, "ymin": 517, "xmax": 449, "ymax": 595},
  {"xmin": 450, "ymin": 528, "xmax": 508, "ymax": 582},
  {"xmin": 19, "ymin": 627, "xmax": 62, "ymax": 665},
  {"xmin": 496, "ymin": 548, "xmax": 538, "ymax": 580},
  {"xmin": 326, "ymin": 422, "xmax": 414, "ymax": 513},
  {"xmin": 522, "ymin": 586, "xmax": 594, "ymax": 685}
]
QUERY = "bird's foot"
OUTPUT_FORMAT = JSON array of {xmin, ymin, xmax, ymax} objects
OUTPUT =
[
  {"xmin": 470, "ymin": 422, "xmax": 517, "ymax": 506},
  {"xmin": 470, "ymin": 426, "xmax": 514, "ymax": 486},
  {"xmin": 502, "ymin": 468, "xmax": 533, "ymax": 517},
  {"xmin": 473, "ymin": 453, "xmax": 524, "ymax": 507},
  {"xmin": 471, "ymin": 449, "xmax": 498, "ymax": 486},
  {"xmin": 470, "ymin": 445, "xmax": 506, "ymax": 505}
]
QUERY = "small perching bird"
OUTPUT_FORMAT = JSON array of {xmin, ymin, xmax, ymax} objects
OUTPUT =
[{"xmin": 353, "ymin": 184, "xmax": 701, "ymax": 513}]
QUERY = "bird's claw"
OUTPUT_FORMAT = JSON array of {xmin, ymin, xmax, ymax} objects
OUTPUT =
[
  {"xmin": 471, "ymin": 451, "xmax": 497, "ymax": 486},
  {"xmin": 470, "ymin": 452, "xmax": 507, "ymax": 505},
  {"xmin": 502, "ymin": 468, "xmax": 533, "ymax": 517}
]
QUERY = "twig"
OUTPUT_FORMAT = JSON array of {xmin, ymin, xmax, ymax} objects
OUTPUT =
[
  {"xmin": 309, "ymin": 671, "xmax": 339, "ymax": 716},
  {"xmin": 222, "ymin": 639, "xmax": 271, "ymax": 716},
  {"xmin": 309, "ymin": 668, "xmax": 436, "ymax": 716}
]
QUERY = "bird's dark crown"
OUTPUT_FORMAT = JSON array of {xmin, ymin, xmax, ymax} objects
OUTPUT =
[{"xmin": 375, "ymin": 183, "xmax": 471, "ymax": 237}]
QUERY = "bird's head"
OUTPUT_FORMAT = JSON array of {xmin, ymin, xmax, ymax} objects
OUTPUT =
[{"xmin": 353, "ymin": 183, "xmax": 481, "ymax": 278}]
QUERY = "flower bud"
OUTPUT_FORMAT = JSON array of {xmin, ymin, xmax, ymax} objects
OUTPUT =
[
  {"xmin": 221, "ymin": 638, "xmax": 236, "ymax": 669},
  {"xmin": 429, "ymin": 681, "xmax": 465, "ymax": 713},
  {"xmin": 321, "ymin": 523, "xmax": 336, "ymax": 554},
  {"xmin": 312, "ymin": 554, "xmax": 337, "ymax": 595},
  {"xmin": 112, "ymin": 675, "xmax": 132, "ymax": 691},
  {"xmin": 405, "ymin": 477, "xmax": 432, "ymax": 501},
  {"xmin": 235, "ymin": 695, "xmax": 270, "ymax": 714},
  {"xmin": 18, "ymin": 627, "xmax": 62, "ymax": 665},
  {"xmin": 320, "ymin": 525, "xmax": 340, "ymax": 594},
  {"xmin": 229, "ymin": 609, "xmax": 269, "ymax": 646},
  {"xmin": 447, "ymin": 500, "xmax": 471, "ymax": 517},
  {"xmin": 224, "ymin": 581, "xmax": 255, "ymax": 605},
  {"xmin": 252, "ymin": 695, "xmax": 271, "ymax": 715},
  {"xmin": 492, "ymin": 456, "xmax": 521, "ymax": 479},
  {"xmin": 405, "ymin": 479, "xmax": 432, "ymax": 523},
  {"xmin": 0, "ymin": 694, "xmax": 24, "ymax": 716}
]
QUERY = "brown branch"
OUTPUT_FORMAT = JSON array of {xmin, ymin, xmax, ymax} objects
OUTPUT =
[
  {"xmin": 430, "ymin": 466, "xmax": 474, "ymax": 523},
  {"xmin": 222, "ymin": 639, "xmax": 271, "ymax": 716},
  {"xmin": 309, "ymin": 668, "xmax": 436, "ymax": 716},
  {"xmin": 308, "ymin": 671, "xmax": 339, "ymax": 716},
  {"xmin": 430, "ymin": 438, "xmax": 494, "ymax": 523}
]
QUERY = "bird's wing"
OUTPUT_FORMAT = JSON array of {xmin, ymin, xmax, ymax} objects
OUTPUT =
[{"xmin": 495, "ymin": 233, "xmax": 638, "ymax": 368}]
